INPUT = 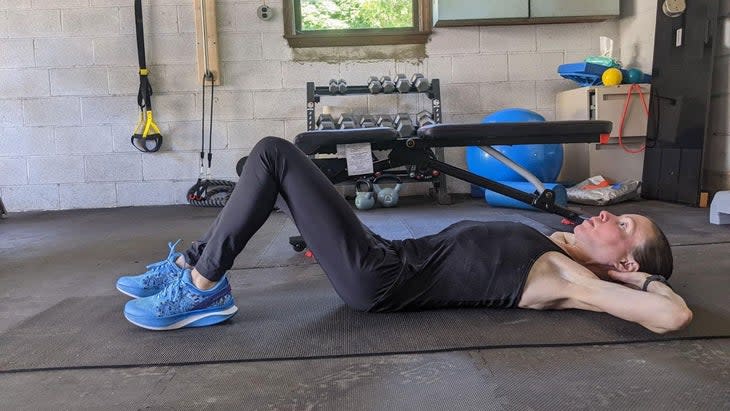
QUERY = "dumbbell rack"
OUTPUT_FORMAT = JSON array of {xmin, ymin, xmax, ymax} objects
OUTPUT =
[{"xmin": 304, "ymin": 79, "xmax": 451, "ymax": 205}]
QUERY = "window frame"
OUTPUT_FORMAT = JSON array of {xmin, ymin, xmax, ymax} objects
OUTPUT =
[{"xmin": 283, "ymin": 0, "xmax": 432, "ymax": 48}]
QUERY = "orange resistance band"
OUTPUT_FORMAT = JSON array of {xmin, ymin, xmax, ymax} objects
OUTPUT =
[{"xmin": 618, "ymin": 83, "xmax": 650, "ymax": 154}]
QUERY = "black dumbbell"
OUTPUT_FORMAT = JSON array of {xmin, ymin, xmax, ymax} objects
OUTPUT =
[
  {"xmin": 337, "ymin": 113, "xmax": 356, "ymax": 129},
  {"xmin": 395, "ymin": 74, "xmax": 411, "ymax": 93},
  {"xmin": 394, "ymin": 113, "xmax": 414, "ymax": 137},
  {"xmin": 317, "ymin": 113, "xmax": 335, "ymax": 130},
  {"xmin": 376, "ymin": 115, "xmax": 394, "ymax": 128},
  {"xmin": 367, "ymin": 76, "xmax": 382, "ymax": 94},
  {"xmin": 328, "ymin": 79, "xmax": 347, "ymax": 94},
  {"xmin": 416, "ymin": 110, "xmax": 435, "ymax": 128},
  {"xmin": 360, "ymin": 115, "xmax": 376, "ymax": 128},
  {"xmin": 380, "ymin": 76, "xmax": 396, "ymax": 94},
  {"xmin": 410, "ymin": 73, "xmax": 430, "ymax": 92},
  {"xmin": 328, "ymin": 79, "xmax": 339, "ymax": 95}
]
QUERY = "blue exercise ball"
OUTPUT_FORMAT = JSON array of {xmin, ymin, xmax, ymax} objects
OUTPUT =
[{"xmin": 465, "ymin": 109, "xmax": 564, "ymax": 183}]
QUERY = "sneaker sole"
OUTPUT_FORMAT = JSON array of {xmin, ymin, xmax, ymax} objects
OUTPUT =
[
  {"xmin": 125, "ymin": 305, "xmax": 239, "ymax": 331},
  {"xmin": 116, "ymin": 284, "xmax": 145, "ymax": 299}
]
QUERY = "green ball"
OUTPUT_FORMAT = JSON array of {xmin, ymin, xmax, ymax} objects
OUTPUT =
[{"xmin": 626, "ymin": 68, "xmax": 644, "ymax": 84}]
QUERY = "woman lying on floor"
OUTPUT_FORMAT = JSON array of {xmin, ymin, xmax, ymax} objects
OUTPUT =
[{"xmin": 116, "ymin": 137, "xmax": 692, "ymax": 333}]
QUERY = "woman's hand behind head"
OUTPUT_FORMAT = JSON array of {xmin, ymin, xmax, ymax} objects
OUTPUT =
[{"xmin": 606, "ymin": 269, "xmax": 650, "ymax": 289}]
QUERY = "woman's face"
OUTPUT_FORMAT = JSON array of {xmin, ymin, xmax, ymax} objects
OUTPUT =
[{"xmin": 573, "ymin": 211, "xmax": 654, "ymax": 270}]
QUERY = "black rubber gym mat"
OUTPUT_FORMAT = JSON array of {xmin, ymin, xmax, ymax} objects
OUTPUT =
[{"xmin": 1, "ymin": 268, "xmax": 728, "ymax": 373}]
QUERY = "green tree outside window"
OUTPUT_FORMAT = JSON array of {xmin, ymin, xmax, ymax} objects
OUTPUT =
[{"xmin": 300, "ymin": 0, "xmax": 414, "ymax": 31}]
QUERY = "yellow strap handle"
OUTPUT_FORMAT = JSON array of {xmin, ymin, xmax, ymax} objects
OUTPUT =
[
  {"xmin": 142, "ymin": 110, "xmax": 161, "ymax": 137},
  {"xmin": 132, "ymin": 110, "xmax": 145, "ymax": 134}
]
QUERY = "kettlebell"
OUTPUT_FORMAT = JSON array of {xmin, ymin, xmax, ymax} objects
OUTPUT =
[
  {"xmin": 354, "ymin": 179, "xmax": 376, "ymax": 210},
  {"xmin": 373, "ymin": 175, "xmax": 402, "ymax": 208}
]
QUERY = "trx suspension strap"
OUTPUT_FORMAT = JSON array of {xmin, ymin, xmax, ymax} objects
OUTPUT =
[
  {"xmin": 131, "ymin": 0, "xmax": 163, "ymax": 153},
  {"xmin": 187, "ymin": 0, "xmax": 235, "ymax": 207}
]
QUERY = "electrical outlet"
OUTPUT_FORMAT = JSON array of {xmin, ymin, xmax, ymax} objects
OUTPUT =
[{"xmin": 257, "ymin": 5, "xmax": 273, "ymax": 21}]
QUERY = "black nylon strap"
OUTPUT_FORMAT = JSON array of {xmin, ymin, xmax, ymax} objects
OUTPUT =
[
  {"xmin": 130, "ymin": 134, "xmax": 162, "ymax": 153},
  {"xmin": 135, "ymin": 0, "xmax": 152, "ymax": 110},
  {"xmin": 131, "ymin": 0, "xmax": 161, "ymax": 153},
  {"xmin": 134, "ymin": 0, "xmax": 146, "ymax": 69},
  {"xmin": 137, "ymin": 76, "xmax": 152, "ymax": 110}
]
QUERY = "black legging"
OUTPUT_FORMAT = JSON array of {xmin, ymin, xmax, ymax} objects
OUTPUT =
[{"xmin": 182, "ymin": 136, "xmax": 404, "ymax": 311}]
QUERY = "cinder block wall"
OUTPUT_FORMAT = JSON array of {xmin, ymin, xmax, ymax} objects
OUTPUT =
[
  {"xmin": 619, "ymin": 0, "xmax": 656, "ymax": 74},
  {"xmin": 0, "ymin": 0, "xmax": 618, "ymax": 211}
]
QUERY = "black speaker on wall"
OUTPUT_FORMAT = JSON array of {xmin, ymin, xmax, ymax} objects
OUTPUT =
[{"xmin": 642, "ymin": 0, "xmax": 720, "ymax": 205}]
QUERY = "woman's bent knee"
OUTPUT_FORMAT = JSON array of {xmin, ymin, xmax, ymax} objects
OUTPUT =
[
  {"xmin": 250, "ymin": 136, "xmax": 299, "ymax": 162},
  {"xmin": 255, "ymin": 136, "xmax": 292, "ymax": 151}
]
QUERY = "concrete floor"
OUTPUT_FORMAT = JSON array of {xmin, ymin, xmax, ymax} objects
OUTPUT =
[{"xmin": 1, "ymin": 197, "xmax": 729, "ymax": 410}]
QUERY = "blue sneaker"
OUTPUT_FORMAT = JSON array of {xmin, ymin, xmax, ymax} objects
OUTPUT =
[
  {"xmin": 123, "ymin": 269, "xmax": 238, "ymax": 330},
  {"xmin": 116, "ymin": 240, "xmax": 186, "ymax": 298}
]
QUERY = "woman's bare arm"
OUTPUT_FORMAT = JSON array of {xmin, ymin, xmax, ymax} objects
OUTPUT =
[{"xmin": 553, "ymin": 254, "xmax": 693, "ymax": 334}]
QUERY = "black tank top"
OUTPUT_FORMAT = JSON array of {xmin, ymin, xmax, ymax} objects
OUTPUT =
[{"xmin": 371, "ymin": 221, "xmax": 569, "ymax": 312}]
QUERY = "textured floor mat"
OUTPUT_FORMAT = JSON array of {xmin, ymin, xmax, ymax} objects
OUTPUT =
[{"xmin": 1, "ymin": 266, "xmax": 727, "ymax": 372}]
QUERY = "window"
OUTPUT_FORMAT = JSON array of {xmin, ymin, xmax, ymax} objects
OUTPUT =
[{"xmin": 283, "ymin": 0, "xmax": 432, "ymax": 48}]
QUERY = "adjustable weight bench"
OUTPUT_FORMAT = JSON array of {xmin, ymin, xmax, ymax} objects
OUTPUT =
[{"xmin": 285, "ymin": 120, "xmax": 612, "ymax": 251}]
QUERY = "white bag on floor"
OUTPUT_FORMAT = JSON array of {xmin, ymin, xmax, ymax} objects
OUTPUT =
[{"xmin": 567, "ymin": 176, "xmax": 641, "ymax": 206}]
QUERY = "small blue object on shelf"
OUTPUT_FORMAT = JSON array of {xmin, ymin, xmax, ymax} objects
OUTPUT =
[
  {"xmin": 558, "ymin": 62, "xmax": 609, "ymax": 86},
  {"xmin": 558, "ymin": 62, "xmax": 651, "ymax": 86}
]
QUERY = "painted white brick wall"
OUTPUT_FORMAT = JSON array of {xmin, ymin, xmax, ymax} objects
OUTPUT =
[
  {"xmin": 50, "ymin": 68, "xmax": 109, "ymax": 96},
  {"xmin": 35, "ymin": 38, "xmax": 95, "ymax": 67},
  {"xmin": 453, "ymin": 54, "xmax": 508, "ymax": 83},
  {"xmin": 116, "ymin": 181, "xmax": 175, "ymax": 207},
  {"xmin": 23, "ymin": 97, "xmax": 81, "ymax": 126},
  {"xmin": 163, "ymin": 121, "xmax": 227, "ymax": 151},
  {"xmin": 141, "ymin": 151, "xmax": 199, "ymax": 180},
  {"xmin": 61, "ymin": 8, "xmax": 120, "ymax": 36},
  {"xmin": 1, "ymin": 127, "xmax": 55, "ymax": 156},
  {"xmin": 6, "ymin": 10, "xmax": 61, "ymax": 37},
  {"xmin": 480, "ymin": 81, "xmax": 536, "ymax": 111},
  {"xmin": 0, "ymin": 100, "xmax": 23, "ymax": 126},
  {"xmin": 0, "ymin": 12, "xmax": 7, "ymax": 39},
  {"xmin": 55, "ymin": 125, "xmax": 114, "ymax": 154},
  {"xmin": 93, "ymin": 37, "xmax": 138, "ymax": 65},
  {"xmin": 59, "ymin": 182, "xmax": 117, "ymax": 209},
  {"xmin": 0, "ymin": 157, "xmax": 27, "ymax": 186},
  {"xmin": 228, "ymin": 119, "xmax": 285, "ymax": 149},
  {"xmin": 1, "ymin": 1, "xmax": 32, "ymax": 10},
  {"xmin": 480, "ymin": 26, "xmax": 536, "ymax": 52},
  {"xmin": 2, "ymin": 185, "xmax": 59, "ymax": 211},
  {"xmin": 0, "ymin": 1, "xmax": 622, "ymax": 211},
  {"xmin": 85, "ymin": 154, "xmax": 142, "ymax": 182},
  {"xmin": 0, "ymin": 69, "xmax": 51, "ymax": 98},
  {"xmin": 28, "ymin": 155, "xmax": 84, "ymax": 184},
  {"xmin": 0, "ymin": 39, "xmax": 34, "ymax": 68}
]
